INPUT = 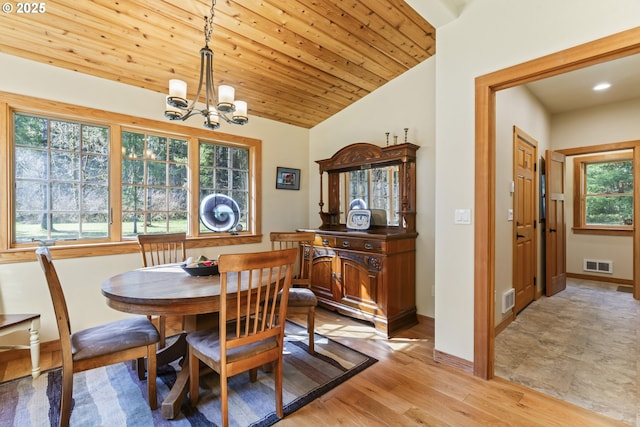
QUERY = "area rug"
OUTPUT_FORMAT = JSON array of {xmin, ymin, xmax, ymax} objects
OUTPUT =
[{"xmin": 0, "ymin": 321, "xmax": 376, "ymax": 426}]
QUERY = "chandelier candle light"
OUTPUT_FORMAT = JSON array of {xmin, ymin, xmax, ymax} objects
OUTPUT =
[{"xmin": 164, "ymin": 0, "xmax": 248, "ymax": 130}]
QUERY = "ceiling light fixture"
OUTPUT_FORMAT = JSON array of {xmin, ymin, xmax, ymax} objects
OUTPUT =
[
  {"xmin": 164, "ymin": 0, "xmax": 248, "ymax": 130},
  {"xmin": 593, "ymin": 82, "xmax": 611, "ymax": 91}
]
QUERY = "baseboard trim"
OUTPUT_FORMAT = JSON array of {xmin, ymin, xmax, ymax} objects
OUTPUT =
[
  {"xmin": 417, "ymin": 314, "xmax": 434, "ymax": 336},
  {"xmin": 495, "ymin": 312, "xmax": 514, "ymax": 336},
  {"xmin": 433, "ymin": 349, "xmax": 473, "ymax": 374},
  {"xmin": 0, "ymin": 339, "xmax": 60, "ymax": 364},
  {"xmin": 567, "ymin": 272, "xmax": 633, "ymax": 286}
]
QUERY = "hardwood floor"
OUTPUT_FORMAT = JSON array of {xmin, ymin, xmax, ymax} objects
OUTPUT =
[{"xmin": 0, "ymin": 309, "xmax": 627, "ymax": 426}]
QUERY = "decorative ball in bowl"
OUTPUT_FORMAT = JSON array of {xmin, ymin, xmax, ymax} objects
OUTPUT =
[{"xmin": 181, "ymin": 257, "xmax": 219, "ymax": 276}]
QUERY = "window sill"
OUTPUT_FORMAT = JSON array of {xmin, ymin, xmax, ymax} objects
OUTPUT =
[
  {"xmin": 572, "ymin": 227, "xmax": 633, "ymax": 236},
  {"xmin": 0, "ymin": 234, "xmax": 262, "ymax": 264}
]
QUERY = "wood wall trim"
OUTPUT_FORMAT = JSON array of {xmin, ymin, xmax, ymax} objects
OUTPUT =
[
  {"xmin": 633, "ymin": 146, "xmax": 640, "ymax": 299},
  {"xmin": 474, "ymin": 27, "xmax": 640, "ymax": 380},
  {"xmin": 494, "ymin": 312, "xmax": 514, "ymax": 337},
  {"xmin": 0, "ymin": 339, "xmax": 60, "ymax": 364},
  {"xmin": 433, "ymin": 349, "xmax": 473, "ymax": 374},
  {"xmin": 556, "ymin": 140, "xmax": 640, "ymax": 157},
  {"xmin": 566, "ymin": 272, "xmax": 633, "ymax": 286}
]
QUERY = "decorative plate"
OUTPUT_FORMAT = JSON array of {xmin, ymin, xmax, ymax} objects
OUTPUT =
[
  {"xmin": 346, "ymin": 209, "xmax": 371, "ymax": 230},
  {"xmin": 199, "ymin": 194, "xmax": 240, "ymax": 232}
]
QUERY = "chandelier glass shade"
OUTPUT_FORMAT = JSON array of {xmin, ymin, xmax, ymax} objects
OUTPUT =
[{"xmin": 164, "ymin": 0, "xmax": 248, "ymax": 130}]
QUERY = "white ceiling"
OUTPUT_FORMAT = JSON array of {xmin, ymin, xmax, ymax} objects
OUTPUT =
[
  {"xmin": 525, "ymin": 53, "xmax": 640, "ymax": 114},
  {"xmin": 433, "ymin": 0, "xmax": 640, "ymax": 115}
]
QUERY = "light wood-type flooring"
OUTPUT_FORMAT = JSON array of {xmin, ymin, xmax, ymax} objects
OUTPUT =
[
  {"xmin": 0, "ymin": 307, "xmax": 627, "ymax": 426},
  {"xmin": 496, "ymin": 279, "xmax": 639, "ymax": 426}
]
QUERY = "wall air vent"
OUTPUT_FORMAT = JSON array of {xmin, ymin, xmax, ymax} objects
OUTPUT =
[
  {"xmin": 583, "ymin": 259, "xmax": 613, "ymax": 274},
  {"xmin": 502, "ymin": 288, "xmax": 515, "ymax": 314}
]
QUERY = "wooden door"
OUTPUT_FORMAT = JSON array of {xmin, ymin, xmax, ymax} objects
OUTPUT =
[
  {"xmin": 513, "ymin": 128, "xmax": 537, "ymax": 314},
  {"xmin": 545, "ymin": 150, "xmax": 567, "ymax": 296}
]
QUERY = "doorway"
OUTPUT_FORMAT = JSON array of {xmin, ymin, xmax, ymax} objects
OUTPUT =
[{"xmin": 473, "ymin": 27, "xmax": 640, "ymax": 379}]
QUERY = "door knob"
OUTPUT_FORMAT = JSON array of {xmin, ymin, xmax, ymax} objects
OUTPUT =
[{"xmin": 549, "ymin": 228, "xmax": 557, "ymax": 233}]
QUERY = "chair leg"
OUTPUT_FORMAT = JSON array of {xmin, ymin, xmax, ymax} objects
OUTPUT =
[
  {"xmin": 60, "ymin": 367, "xmax": 74, "ymax": 427},
  {"xmin": 136, "ymin": 357, "xmax": 146, "ymax": 380},
  {"xmin": 274, "ymin": 356, "xmax": 284, "ymax": 419},
  {"xmin": 158, "ymin": 316, "xmax": 166, "ymax": 349},
  {"xmin": 147, "ymin": 344, "xmax": 158, "ymax": 409},
  {"xmin": 307, "ymin": 306, "xmax": 315, "ymax": 355},
  {"xmin": 188, "ymin": 349, "xmax": 200, "ymax": 406},
  {"xmin": 221, "ymin": 369, "xmax": 229, "ymax": 427}
]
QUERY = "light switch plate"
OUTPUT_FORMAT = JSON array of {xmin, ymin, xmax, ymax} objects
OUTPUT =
[
  {"xmin": 454, "ymin": 208, "xmax": 471, "ymax": 225},
  {"xmin": 507, "ymin": 209, "xmax": 514, "ymax": 221}
]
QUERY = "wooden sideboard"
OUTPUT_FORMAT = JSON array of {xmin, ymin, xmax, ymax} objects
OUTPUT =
[
  {"xmin": 309, "ymin": 142, "xmax": 419, "ymax": 337},
  {"xmin": 303, "ymin": 227, "xmax": 417, "ymax": 337}
]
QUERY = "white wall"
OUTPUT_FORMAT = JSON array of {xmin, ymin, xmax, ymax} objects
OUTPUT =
[
  {"xmin": 309, "ymin": 57, "xmax": 437, "ymax": 318},
  {"xmin": 552, "ymin": 98, "xmax": 640, "ymax": 281},
  {"xmin": 0, "ymin": 54, "xmax": 310, "ymax": 342},
  {"xmin": 433, "ymin": 0, "xmax": 639, "ymax": 361},
  {"xmin": 495, "ymin": 86, "xmax": 550, "ymax": 325}
]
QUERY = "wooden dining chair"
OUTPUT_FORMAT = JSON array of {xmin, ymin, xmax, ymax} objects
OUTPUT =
[
  {"xmin": 270, "ymin": 231, "xmax": 318, "ymax": 354},
  {"xmin": 137, "ymin": 232, "xmax": 187, "ymax": 347},
  {"xmin": 36, "ymin": 247, "xmax": 160, "ymax": 427},
  {"xmin": 186, "ymin": 248, "xmax": 297, "ymax": 427}
]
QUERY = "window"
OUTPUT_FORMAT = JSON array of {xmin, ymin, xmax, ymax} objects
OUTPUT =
[
  {"xmin": 13, "ymin": 112, "xmax": 110, "ymax": 244},
  {"xmin": 3, "ymin": 91, "xmax": 261, "ymax": 261},
  {"xmin": 121, "ymin": 130, "xmax": 188, "ymax": 237},
  {"xmin": 199, "ymin": 141, "xmax": 250, "ymax": 234},
  {"xmin": 573, "ymin": 152, "xmax": 633, "ymax": 234}
]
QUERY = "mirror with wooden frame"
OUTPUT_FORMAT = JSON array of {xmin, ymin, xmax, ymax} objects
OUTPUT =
[{"xmin": 316, "ymin": 142, "xmax": 419, "ymax": 232}]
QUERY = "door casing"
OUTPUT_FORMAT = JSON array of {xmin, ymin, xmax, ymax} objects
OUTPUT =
[{"xmin": 473, "ymin": 27, "xmax": 640, "ymax": 380}]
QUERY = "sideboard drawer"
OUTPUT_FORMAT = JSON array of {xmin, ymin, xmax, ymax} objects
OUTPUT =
[
  {"xmin": 315, "ymin": 235, "xmax": 336, "ymax": 247},
  {"xmin": 336, "ymin": 238, "xmax": 382, "ymax": 252}
]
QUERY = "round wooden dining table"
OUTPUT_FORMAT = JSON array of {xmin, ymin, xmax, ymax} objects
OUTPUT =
[
  {"xmin": 101, "ymin": 263, "xmax": 223, "ymax": 419},
  {"xmin": 101, "ymin": 263, "xmax": 224, "ymax": 316}
]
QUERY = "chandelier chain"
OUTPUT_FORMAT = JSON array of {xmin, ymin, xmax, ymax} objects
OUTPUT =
[
  {"xmin": 204, "ymin": 0, "xmax": 216, "ymax": 46},
  {"xmin": 165, "ymin": 0, "xmax": 247, "ymax": 129}
]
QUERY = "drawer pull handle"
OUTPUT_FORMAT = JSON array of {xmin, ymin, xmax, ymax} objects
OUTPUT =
[
  {"xmin": 322, "ymin": 239, "xmax": 329, "ymax": 245},
  {"xmin": 364, "ymin": 243, "xmax": 373, "ymax": 250},
  {"xmin": 342, "ymin": 241, "xmax": 350, "ymax": 248}
]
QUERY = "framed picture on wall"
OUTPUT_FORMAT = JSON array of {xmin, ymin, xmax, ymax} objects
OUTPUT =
[{"xmin": 275, "ymin": 167, "xmax": 300, "ymax": 190}]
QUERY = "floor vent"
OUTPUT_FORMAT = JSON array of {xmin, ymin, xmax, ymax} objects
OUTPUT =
[
  {"xmin": 583, "ymin": 259, "xmax": 613, "ymax": 274},
  {"xmin": 502, "ymin": 288, "xmax": 515, "ymax": 314}
]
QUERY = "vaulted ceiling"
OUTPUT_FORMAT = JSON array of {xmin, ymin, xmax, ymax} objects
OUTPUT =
[{"xmin": 0, "ymin": 0, "xmax": 436, "ymax": 128}]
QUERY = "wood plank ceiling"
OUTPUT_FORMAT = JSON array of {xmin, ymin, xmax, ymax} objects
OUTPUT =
[{"xmin": 0, "ymin": 0, "xmax": 436, "ymax": 129}]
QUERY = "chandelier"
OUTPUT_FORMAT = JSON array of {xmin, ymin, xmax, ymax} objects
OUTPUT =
[{"xmin": 164, "ymin": 0, "xmax": 248, "ymax": 130}]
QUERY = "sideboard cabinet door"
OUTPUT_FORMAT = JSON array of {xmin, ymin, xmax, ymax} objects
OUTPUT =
[{"xmin": 337, "ymin": 252, "xmax": 381, "ymax": 315}]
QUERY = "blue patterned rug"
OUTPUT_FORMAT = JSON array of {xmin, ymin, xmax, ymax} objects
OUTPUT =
[{"xmin": 0, "ymin": 322, "xmax": 376, "ymax": 426}]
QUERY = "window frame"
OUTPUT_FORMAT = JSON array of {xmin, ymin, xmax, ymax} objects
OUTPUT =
[
  {"xmin": 1, "ymin": 91, "xmax": 261, "ymax": 263},
  {"xmin": 572, "ymin": 151, "xmax": 633, "ymax": 236}
]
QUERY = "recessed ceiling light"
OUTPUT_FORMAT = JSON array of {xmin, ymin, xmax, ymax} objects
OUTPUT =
[{"xmin": 593, "ymin": 82, "xmax": 611, "ymax": 91}]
